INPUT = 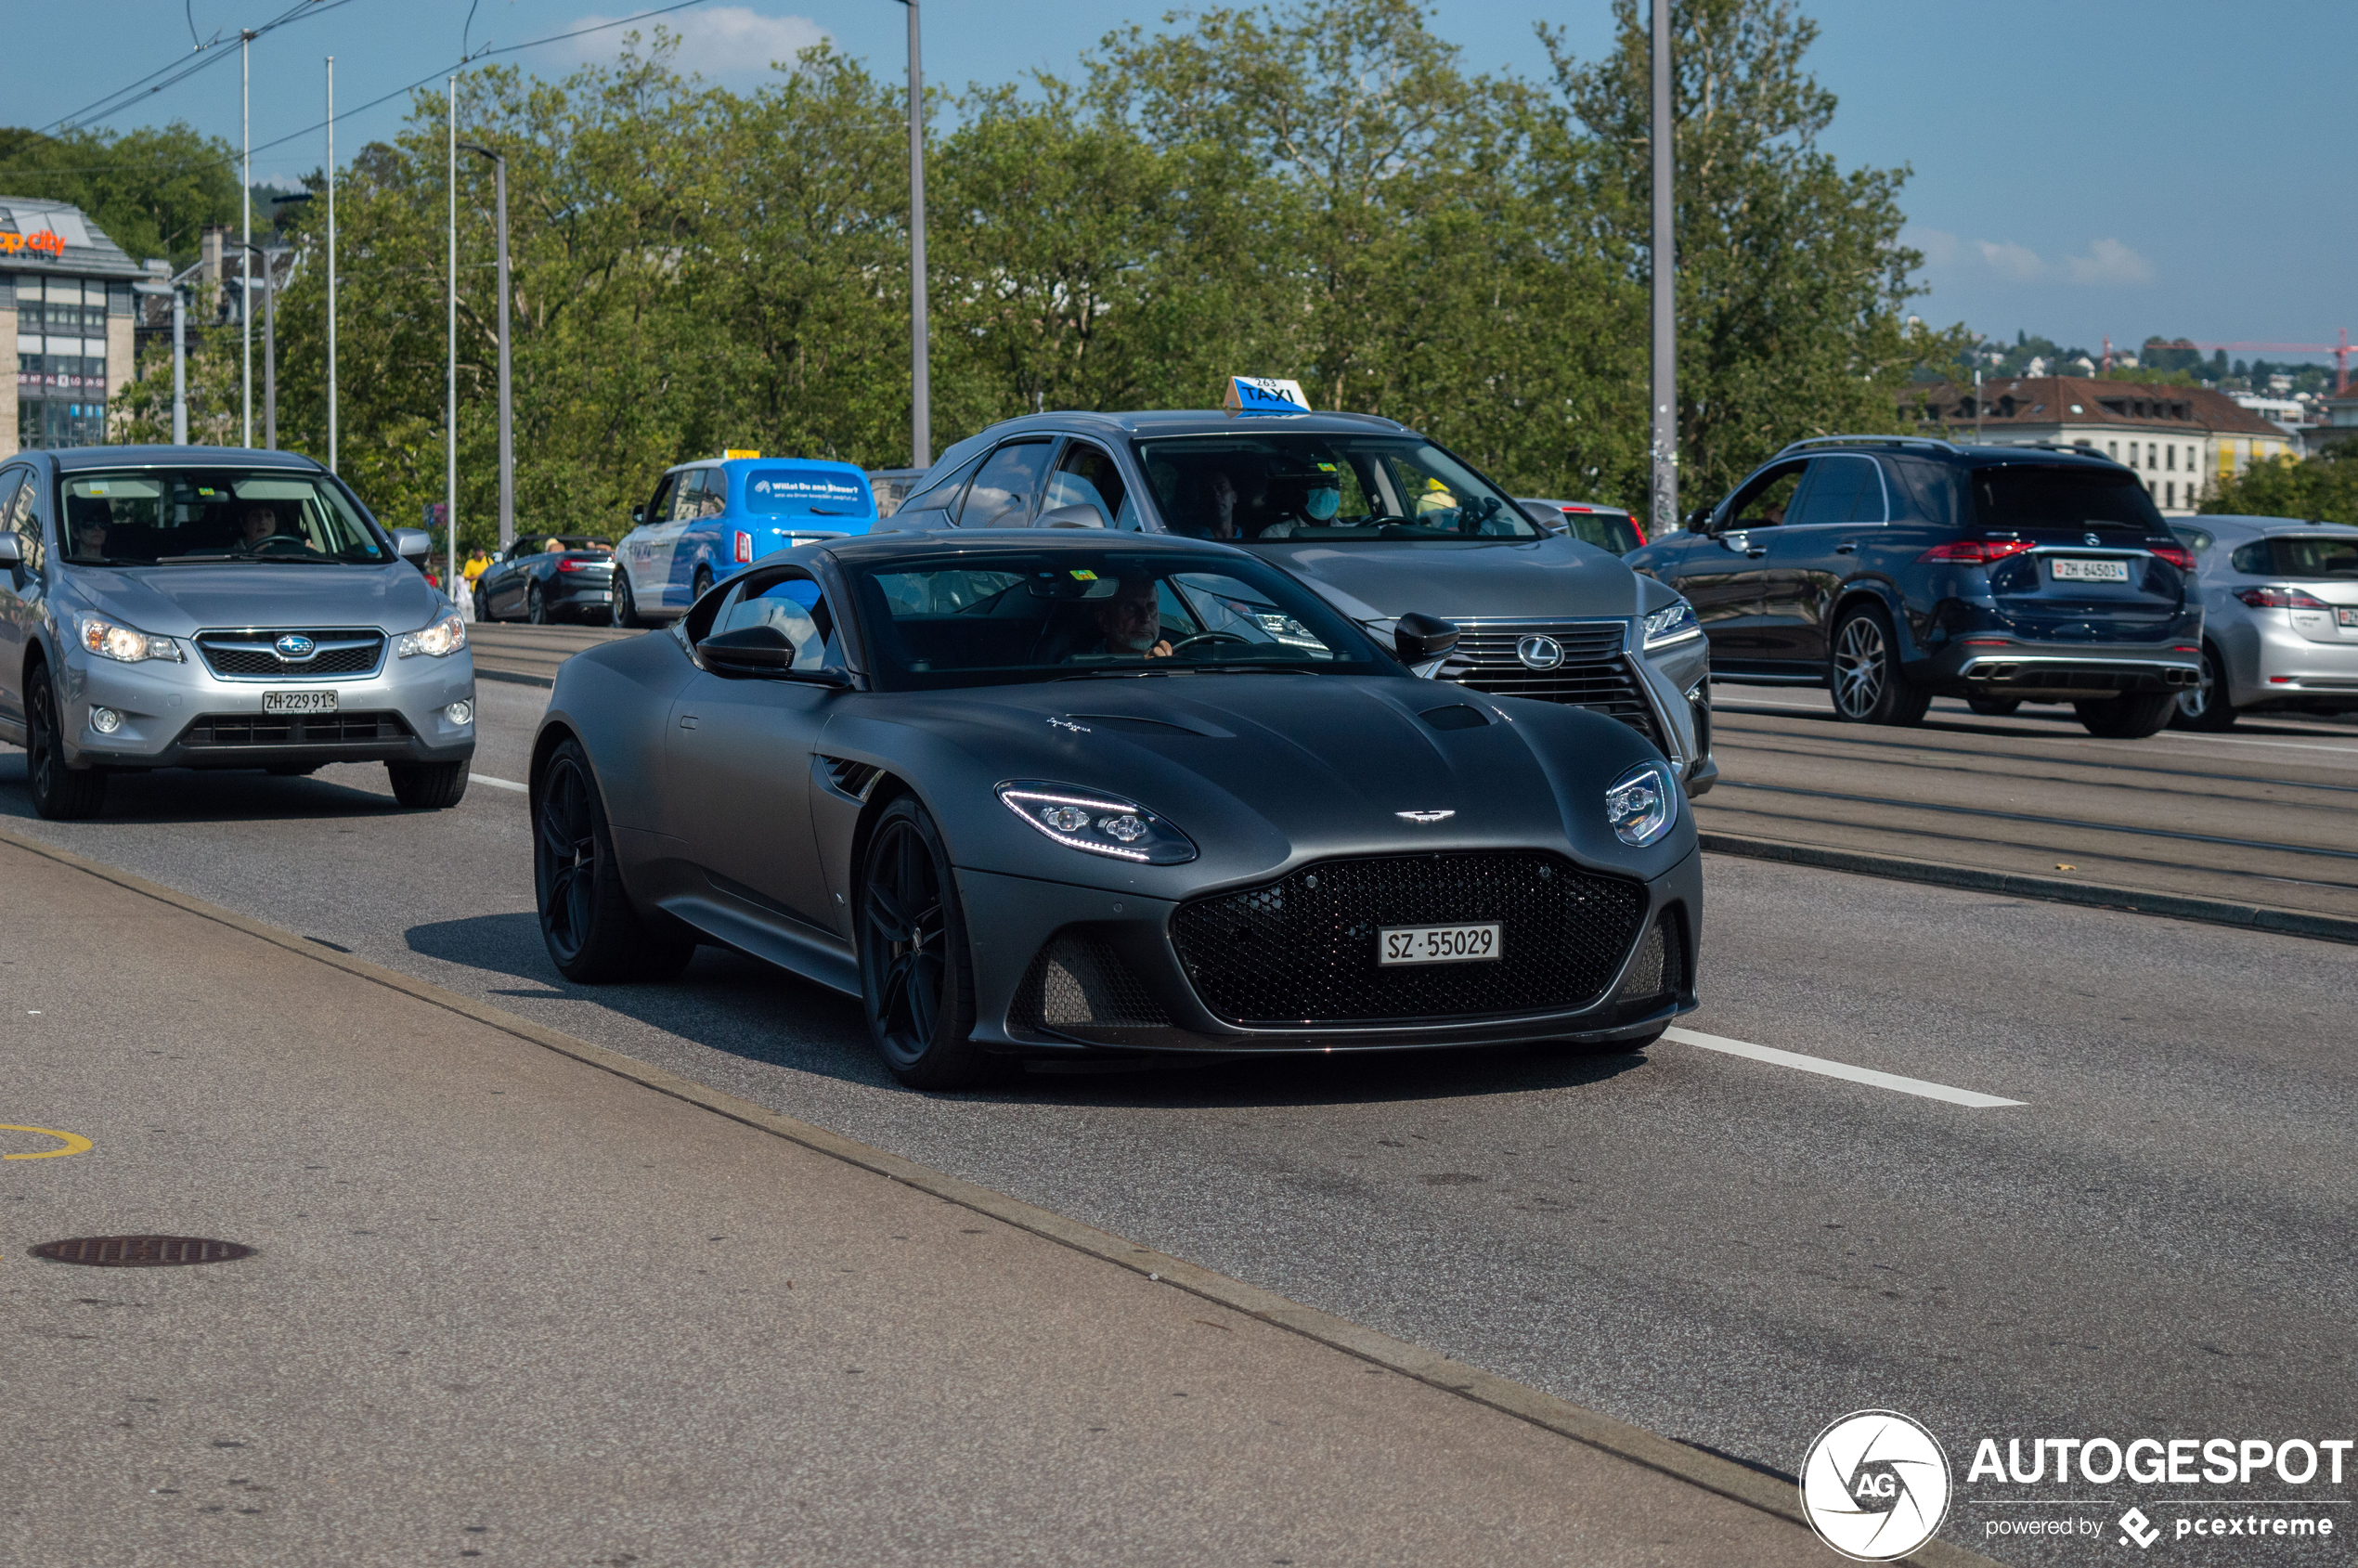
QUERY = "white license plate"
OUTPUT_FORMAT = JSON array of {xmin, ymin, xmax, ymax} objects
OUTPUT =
[
  {"xmin": 1379, "ymin": 923, "xmax": 1502, "ymax": 965},
  {"xmin": 2050, "ymin": 558, "xmax": 2131, "ymax": 583},
  {"xmin": 261, "ymin": 690, "xmax": 339, "ymax": 715}
]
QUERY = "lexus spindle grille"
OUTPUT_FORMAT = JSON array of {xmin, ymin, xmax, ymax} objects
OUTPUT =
[
  {"xmin": 197, "ymin": 628, "xmax": 386, "ymax": 680},
  {"xmin": 1172, "ymin": 851, "xmax": 1648, "ymax": 1027},
  {"xmin": 1435, "ymin": 620, "xmax": 1664, "ymax": 748}
]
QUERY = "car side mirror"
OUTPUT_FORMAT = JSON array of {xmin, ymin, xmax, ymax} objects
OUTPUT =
[
  {"xmin": 1036, "ymin": 503, "xmax": 1108, "ymax": 529},
  {"xmin": 630, "ymin": 506, "xmax": 645, "ymax": 526},
  {"xmin": 1394, "ymin": 611, "xmax": 1459, "ymax": 664},
  {"xmin": 0, "ymin": 534, "xmax": 19, "ymax": 566},
  {"xmin": 392, "ymin": 527, "xmax": 432, "ymax": 562},
  {"xmin": 698, "ymin": 623, "xmax": 796, "ymax": 676}
]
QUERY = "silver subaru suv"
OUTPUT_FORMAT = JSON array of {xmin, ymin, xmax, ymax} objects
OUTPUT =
[{"xmin": 0, "ymin": 445, "xmax": 475, "ymax": 820}]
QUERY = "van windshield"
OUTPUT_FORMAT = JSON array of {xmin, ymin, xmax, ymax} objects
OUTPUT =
[
  {"xmin": 60, "ymin": 469, "xmax": 389, "ymax": 565},
  {"xmin": 1135, "ymin": 434, "xmax": 1537, "ymax": 542}
]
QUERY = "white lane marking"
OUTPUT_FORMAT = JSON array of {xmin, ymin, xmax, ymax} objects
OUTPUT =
[
  {"xmin": 1665, "ymin": 1026, "xmax": 2025, "ymax": 1108},
  {"xmin": 470, "ymin": 773, "xmax": 529, "ymax": 793}
]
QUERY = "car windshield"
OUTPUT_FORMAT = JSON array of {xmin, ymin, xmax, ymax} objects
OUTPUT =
[
  {"xmin": 59, "ymin": 469, "xmax": 390, "ymax": 565},
  {"xmin": 847, "ymin": 550, "xmax": 1384, "ymax": 692},
  {"xmin": 1971, "ymin": 464, "xmax": 2165, "ymax": 534},
  {"xmin": 1134, "ymin": 434, "xmax": 1538, "ymax": 542},
  {"xmin": 2230, "ymin": 534, "xmax": 2358, "ymax": 578}
]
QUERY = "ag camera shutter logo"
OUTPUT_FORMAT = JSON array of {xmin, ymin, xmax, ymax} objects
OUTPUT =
[{"xmin": 1799, "ymin": 1409, "xmax": 1952, "ymax": 1561}]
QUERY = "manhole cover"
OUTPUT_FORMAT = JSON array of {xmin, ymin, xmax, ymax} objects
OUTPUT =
[{"xmin": 30, "ymin": 1237, "xmax": 254, "ymax": 1267}]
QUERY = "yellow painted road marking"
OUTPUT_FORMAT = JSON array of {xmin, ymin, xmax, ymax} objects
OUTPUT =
[{"xmin": 0, "ymin": 1125, "xmax": 92, "ymax": 1160}]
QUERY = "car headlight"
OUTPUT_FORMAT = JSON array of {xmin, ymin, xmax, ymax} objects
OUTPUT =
[
  {"xmin": 395, "ymin": 611, "xmax": 470, "ymax": 658},
  {"xmin": 1641, "ymin": 599, "xmax": 1702, "ymax": 650},
  {"xmin": 79, "ymin": 616, "xmax": 183, "ymax": 664},
  {"xmin": 1605, "ymin": 760, "xmax": 1677, "ymax": 846},
  {"xmin": 996, "ymin": 782, "xmax": 1198, "ymax": 865}
]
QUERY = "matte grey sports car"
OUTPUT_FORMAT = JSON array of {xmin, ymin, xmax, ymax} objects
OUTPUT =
[{"xmin": 532, "ymin": 531, "xmax": 1701, "ymax": 1088}]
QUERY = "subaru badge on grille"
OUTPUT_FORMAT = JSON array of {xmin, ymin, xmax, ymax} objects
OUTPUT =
[{"xmin": 274, "ymin": 633, "xmax": 317, "ymax": 660}]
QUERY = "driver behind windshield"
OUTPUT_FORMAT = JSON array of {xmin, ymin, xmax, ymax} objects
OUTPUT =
[
  {"xmin": 1079, "ymin": 577, "xmax": 1173, "ymax": 660},
  {"xmin": 1255, "ymin": 470, "xmax": 1345, "ymax": 538},
  {"xmin": 239, "ymin": 500, "xmax": 298, "ymax": 550}
]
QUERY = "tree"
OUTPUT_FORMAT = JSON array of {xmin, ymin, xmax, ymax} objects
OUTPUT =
[
  {"xmin": 1542, "ymin": 0, "xmax": 1969, "ymax": 511},
  {"xmin": 2203, "ymin": 445, "xmax": 2358, "ymax": 525},
  {"xmin": 0, "ymin": 123, "xmax": 240, "ymax": 265}
]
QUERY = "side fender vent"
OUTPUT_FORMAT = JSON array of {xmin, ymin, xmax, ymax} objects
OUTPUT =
[{"xmin": 820, "ymin": 757, "xmax": 883, "ymax": 801}]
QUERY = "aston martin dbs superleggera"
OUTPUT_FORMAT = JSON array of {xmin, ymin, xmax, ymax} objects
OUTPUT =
[{"xmin": 531, "ymin": 530, "xmax": 1701, "ymax": 1087}]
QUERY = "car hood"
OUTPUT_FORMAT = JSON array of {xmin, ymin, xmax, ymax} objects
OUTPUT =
[
  {"xmin": 1246, "ymin": 537, "xmax": 1645, "ymax": 623},
  {"xmin": 823, "ymin": 672, "xmax": 1680, "ymax": 896},
  {"xmin": 60, "ymin": 563, "xmax": 446, "ymax": 637}
]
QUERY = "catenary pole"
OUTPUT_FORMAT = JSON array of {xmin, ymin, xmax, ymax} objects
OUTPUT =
[
  {"xmin": 446, "ymin": 76, "xmax": 458, "ymax": 597},
  {"xmin": 897, "ymin": 0, "xmax": 929, "ymax": 469},
  {"xmin": 241, "ymin": 30, "xmax": 253, "ymax": 448},
  {"xmin": 327, "ymin": 56, "xmax": 337, "ymax": 473},
  {"xmin": 171, "ymin": 284, "xmax": 186, "ymax": 445},
  {"xmin": 459, "ymin": 141, "xmax": 513, "ymax": 547},
  {"xmin": 1649, "ymin": 0, "xmax": 1677, "ymax": 535}
]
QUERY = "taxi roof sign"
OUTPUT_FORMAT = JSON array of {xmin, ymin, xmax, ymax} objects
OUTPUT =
[
  {"xmin": 724, "ymin": 448, "xmax": 762, "ymax": 460},
  {"xmin": 1222, "ymin": 376, "xmax": 1310, "ymax": 416}
]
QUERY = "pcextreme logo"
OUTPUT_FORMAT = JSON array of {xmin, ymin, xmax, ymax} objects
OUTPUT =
[{"xmin": 1799, "ymin": 1409, "xmax": 1953, "ymax": 1562}]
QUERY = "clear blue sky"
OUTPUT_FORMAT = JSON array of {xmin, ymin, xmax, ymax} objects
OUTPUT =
[{"xmin": 14, "ymin": 0, "xmax": 2353, "ymax": 364}]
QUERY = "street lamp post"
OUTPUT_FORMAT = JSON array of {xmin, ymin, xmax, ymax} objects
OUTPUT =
[
  {"xmin": 230, "ymin": 240, "xmax": 279, "ymax": 448},
  {"xmin": 241, "ymin": 29, "xmax": 253, "ymax": 448},
  {"xmin": 458, "ymin": 141, "xmax": 513, "ymax": 549},
  {"xmin": 1648, "ymin": 0, "xmax": 1677, "ymax": 536},
  {"xmin": 893, "ymin": 0, "xmax": 929, "ymax": 469},
  {"xmin": 327, "ymin": 55, "xmax": 338, "ymax": 473},
  {"xmin": 446, "ymin": 75, "xmax": 458, "ymax": 597}
]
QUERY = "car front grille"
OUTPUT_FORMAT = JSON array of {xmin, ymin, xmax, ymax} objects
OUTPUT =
[
  {"xmin": 1012, "ymin": 932, "xmax": 1172, "ymax": 1030},
  {"xmin": 1436, "ymin": 620, "xmax": 1664, "ymax": 747},
  {"xmin": 1171, "ymin": 850, "xmax": 1648, "ymax": 1027},
  {"xmin": 180, "ymin": 712, "xmax": 411, "ymax": 747},
  {"xmin": 197, "ymin": 628, "xmax": 386, "ymax": 680}
]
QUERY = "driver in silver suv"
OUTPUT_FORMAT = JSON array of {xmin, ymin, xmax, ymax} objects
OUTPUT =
[{"xmin": 0, "ymin": 445, "xmax": 475, "ymax": 820}]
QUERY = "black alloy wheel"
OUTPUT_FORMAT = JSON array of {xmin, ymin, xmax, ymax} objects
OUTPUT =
[
  {"xmin": 1828, "ymin": 604, "xmax": 1930, "ymax": 726},
  {"xmin": 23, "ymin": 662, "xmax": 106, "ymax": 820},
  {"xmin": 857, "ymin": 797, "xmax": 999, "ymax": 1089},
  {"xmin": 692, "ymin": 565, "xmax": 715, "ymax": 603},
  {"xmin": 527, "ymin": 584, "xmax": 550, "ymax": 625},
  {"xmin": 474, "ymin": 577, "xmax": 499, "ymax": 623},
  {"xmin": 2171, "ymin": 642, "xmax": 2237, "ymax": 732},
  {"xmin": 533, "ymin": 739, "xmax": 694, "ymax": 983},
  {"xmin": 614, "ymin": 567, "xmax": 647, "ymax": 628},
  {"xmin": 2075, "ymin": 689, "xmax": 2177, "ymax": 739}
]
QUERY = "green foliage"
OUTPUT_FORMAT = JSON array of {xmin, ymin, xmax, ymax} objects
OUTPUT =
[
  {"xmin": 2203, "ymin": 443, "xmax": 2358, "ymax": 525},
  {"xmin": 2092, "ymin": 367, "xmax": 2199, "ymax": 387},
  {"xmin": 0, "ymin": 123, "xmax": 240, "ymax": 266},
  {"xmin": 103, "ymin": 0, "xmax": 1959, "ymax": 546}
]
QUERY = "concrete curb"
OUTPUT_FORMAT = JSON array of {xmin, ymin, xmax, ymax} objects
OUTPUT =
[
  {"xmin": 473, "ymin": 667, "xmax": 556, "ymax": 689},
  {"xmin": 0, "ymin": 819, "xmax": 1990, "ymax": 1566},
  {"xmin": 1700, "ymin": 830, "xmax": 2358, "ymax": 946}
]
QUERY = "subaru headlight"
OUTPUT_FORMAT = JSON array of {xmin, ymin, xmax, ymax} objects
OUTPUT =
[
  {"xmin": 1641, "ymin": 599, "xmax": 1702, "ymax": 650},
  {"xmin": 79, "ymin": 616, "xmax": 183, "ymax": 664},
  {"xmin": 996, "ymin": 782, "xmax": 1197, "ymax": 865},
  {"xmin": 1605, "ymin": 760, "xmax": 1677, "ymax": 846},
  {"xmin": 395, "ymin": 611, "xmax": 469, "ymax": 659}
]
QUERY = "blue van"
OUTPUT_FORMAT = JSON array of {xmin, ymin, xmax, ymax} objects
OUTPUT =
[{"xmin": 613, "ymin": 455, "xmax": 877, "ymax": 626}]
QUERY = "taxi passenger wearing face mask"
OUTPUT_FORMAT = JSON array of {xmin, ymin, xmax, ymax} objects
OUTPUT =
[{"xmin": 1252, "ymin": 468, "xmax": 1345, "ymax": 538}]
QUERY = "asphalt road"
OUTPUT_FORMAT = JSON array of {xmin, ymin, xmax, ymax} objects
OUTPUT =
[
  {"xmin": 2, "ymin": 677, "xmax": 2352, "ymax": 1565},
  {"xmin": 1704, "ymin": 687, "xmax": 2358, "ymax": 919}
]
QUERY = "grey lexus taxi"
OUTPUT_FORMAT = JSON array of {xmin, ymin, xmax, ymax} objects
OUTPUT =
[
  {"xmin": 875, "ymin": 409, "xmax": 1714, "ymax": 791},
  {"xmin": 0, "ymin": 446, "xmax": 476, "ymax": 820}
]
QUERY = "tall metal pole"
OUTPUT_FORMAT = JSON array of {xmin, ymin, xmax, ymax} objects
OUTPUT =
[
  {"xmin": 241, "ymin": 30, "xmax": 253, "ymax": 448},
  {"xmin": 446, "ymin": 76, "xmax": 459, "ymax": 595},
  {"xmin": 326, "ymin": 56, "xmax": 337, "ymax": 473},
  {"xmin": 171, "ymin": 287, "xmax": 187, "ymax": 446},
  {"xmin": 492, "ymin": 153, "xmax": 512, "ymax": 547},
  {"xmin": 1649, "ymin": 0, "xmax": 1677, "ymax": 535},
  {"xmin": 263, "ymin": 252, "xmax": 277, "ymax": 448},
  {"xmin": 900, "ymin": 0, "xmax": 930, "ymax": 469}
]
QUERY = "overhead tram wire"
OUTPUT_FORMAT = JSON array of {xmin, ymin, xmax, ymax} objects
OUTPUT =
[{"xmin": 39, "ymin": 0, "xmax": 368, "ymax": 136}]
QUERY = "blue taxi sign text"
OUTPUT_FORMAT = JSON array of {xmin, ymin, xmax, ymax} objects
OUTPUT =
[{"xmin": 1223, "ymin": 376, "xmax": 1310, "ymax": 416}]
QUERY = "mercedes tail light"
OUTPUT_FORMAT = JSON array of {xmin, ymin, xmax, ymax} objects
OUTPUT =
[
  {"xmin": 1919, "ymin": 538, "xmax": 2036, "ymax": 564},
  {"xmin": 2236, "ymin": 586, "xmax": 2330, "ymax": 609},
  {"xmin": 2150, "ymin": 544, "xmax": 2196, "ymax": 571}
]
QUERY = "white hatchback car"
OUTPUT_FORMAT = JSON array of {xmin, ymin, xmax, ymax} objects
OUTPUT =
[{"xmin": 2169, "ymin": 513, "xmax": 2358, "ymax": 729}]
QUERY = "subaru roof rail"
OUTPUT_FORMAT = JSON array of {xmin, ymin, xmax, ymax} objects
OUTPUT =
[{"xmin": 1771, "ymin": 434, "xmax": 1963, "ymax": 458}]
